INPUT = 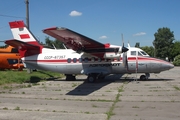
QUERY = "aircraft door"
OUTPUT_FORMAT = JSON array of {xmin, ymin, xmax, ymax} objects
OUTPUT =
[{"xmin": 127, "ymin": 51, "xmax": 138, "ymax": 72}]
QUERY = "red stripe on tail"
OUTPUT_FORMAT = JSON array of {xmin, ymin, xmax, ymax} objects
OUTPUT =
[
  {"xmin": 9, "ymin": 21, "xmax": 25, "ymax": 28},
  {"xmin": 19, "ymin": 34, "xmax": 30, "ymax": 39}
]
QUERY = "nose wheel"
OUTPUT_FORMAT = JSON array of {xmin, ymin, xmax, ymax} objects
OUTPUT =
[
  {"xmin": 140, "ymin": 73, "xmax": 150, "ymax": 80},
  {"xmin": 140, "ymin": 75, "xmax": 147, "ymax": 80}
]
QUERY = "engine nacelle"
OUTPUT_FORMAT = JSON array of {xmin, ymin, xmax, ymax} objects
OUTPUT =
[{"xmin": 103, "ymin": 52, "xmax": 121, "ymax": 59}]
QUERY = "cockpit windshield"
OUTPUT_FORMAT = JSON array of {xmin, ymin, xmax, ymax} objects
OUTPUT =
[
  {"xmin": 130, "ymin": 50, "xmax": 149, "ymax": 56},
  {"xmin": 140, "ymin": 51, "xmax": 149, "ymax": 56}
]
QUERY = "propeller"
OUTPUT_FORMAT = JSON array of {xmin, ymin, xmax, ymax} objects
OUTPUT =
[
  {"xmin": 121, "ymin": 34, "xmax": 129, "ymax": 53},
  {"xmin": 121, "ymin": 34, "xmax": 128, "ymax": 68}
]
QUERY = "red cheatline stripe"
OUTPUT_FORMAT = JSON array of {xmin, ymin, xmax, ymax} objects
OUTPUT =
[
  {"xmin": 19, "ymin": 34, "xmax": 30, "ymax": 39},
  {"xmin": 128, "ymin": 57, "xmax": 172, "ymax": 64}
]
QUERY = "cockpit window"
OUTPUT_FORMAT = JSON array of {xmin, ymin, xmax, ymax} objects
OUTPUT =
[
  {"xmin": 140, "ymin": 51, "xmax": 148, "ymax": 56},
  {"xmin": 138, "ymin": 51, "xmax": 143, "ymax": 56}
]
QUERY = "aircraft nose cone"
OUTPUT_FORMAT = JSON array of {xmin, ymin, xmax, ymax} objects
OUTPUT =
[
  {"xmin": 162, "ymin": 62, "xmax": 174, "ymax": 71},
  {"xmin": 122, "ymin": 46, "xmax": 129, "ymax": 53},
  {"xmin": 169, "ymin": 64, "xmax": 174, "ymax": 69}
]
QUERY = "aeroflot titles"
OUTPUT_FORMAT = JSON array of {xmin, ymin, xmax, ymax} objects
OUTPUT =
[{"xmin": 89, "ymin": 63, "xmax": 121, "ymax": 67}]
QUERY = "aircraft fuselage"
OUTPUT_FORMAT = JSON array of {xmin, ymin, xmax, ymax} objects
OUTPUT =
[{"xmin": 22, "ymin": 49, "xmax": 174, "ymax": 76}]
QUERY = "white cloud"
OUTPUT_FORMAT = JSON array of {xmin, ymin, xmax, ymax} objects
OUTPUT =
[
  {"xmin": 99, "ymin": 36, "xmax": 107, "ymax": 39},
  {"xmin": 133, "ymin": 32, "xmax": 146, "ymax": 36},
  {"xmin": 69, "ymin": 10, "xmax": 82, "ymax": 17}
]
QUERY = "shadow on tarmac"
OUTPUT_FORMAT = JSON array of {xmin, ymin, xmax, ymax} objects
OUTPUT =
[
  {"xmin": 66, "ymin": 74, "xmax": 124, "ymax": 96},
  {"xmin": 66, "ymin": 75, "xmax": 175, "ymax": 96},
  {"xmin": 42, "ymin": 74, "xmax": 174, "ymax": 96}
]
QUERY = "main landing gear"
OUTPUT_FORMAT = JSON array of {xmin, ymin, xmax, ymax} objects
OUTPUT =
[
  {"xmin": 87, "ymin": 73, "xmax": 105, "ymax": 83},
  {"xmin": 65, "ymin": 74, "xmax": 76, "ymax": 81},
  {"xmin": 140, "ymin": 73, "xmax": 150, "ymax": 80}
]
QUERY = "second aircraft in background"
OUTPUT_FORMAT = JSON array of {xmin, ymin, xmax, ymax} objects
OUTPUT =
[{"xmin": 0, "ymin": 45, "xmax": 23, "ymax": 70}]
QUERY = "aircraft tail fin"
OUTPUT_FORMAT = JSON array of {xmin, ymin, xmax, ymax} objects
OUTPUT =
[
  {"xmin": 9, "ymin": 21, "xmax": 40, "ymax": 46},
  {"xmin": 8, "ymin": 21, "xmax": 43, "ymax": 57}
]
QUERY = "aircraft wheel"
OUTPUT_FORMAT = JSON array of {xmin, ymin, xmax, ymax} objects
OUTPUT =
[
  {"xmin": 65, "ymin": 74, "xmax": 76, "ymax": 81},
  {"xmin": 87, "ymin": 74, "xmax": 97, "ymax": 83},
  {"xmin": 140, "ymin": 75, "xmax": 147, "ymax": 80}
]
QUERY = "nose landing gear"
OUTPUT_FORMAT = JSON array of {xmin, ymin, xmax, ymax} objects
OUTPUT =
[{"xmin": 140, "ymin": 73, "xmax": 150, "ymax": 80}]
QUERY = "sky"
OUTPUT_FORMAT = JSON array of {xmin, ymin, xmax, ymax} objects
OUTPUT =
[{"xmin": 0, "ymin": 0, "xmax": 180, "ymax": 47}]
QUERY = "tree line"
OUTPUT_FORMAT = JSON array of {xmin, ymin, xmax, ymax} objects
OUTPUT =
[{"xmin": 135, "ymin": 27, "xmax": 180, "ymax": 66}]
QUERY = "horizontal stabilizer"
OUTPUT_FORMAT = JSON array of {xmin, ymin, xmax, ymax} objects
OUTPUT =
[{"xmin": 5, "ymin": 39, "xmax": 42, "ymax": 57}]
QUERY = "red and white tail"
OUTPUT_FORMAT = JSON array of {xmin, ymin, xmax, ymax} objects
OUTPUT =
[
  {"xmin": 5, "ymin": 21, "xmax": 43, "ymax": 57},
  {"xmin": 9, "ymin": 21, "xmax": 40, "ymax": 46}
]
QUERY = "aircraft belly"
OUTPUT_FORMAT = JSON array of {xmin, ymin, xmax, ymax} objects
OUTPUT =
[
  {"xmin": 66, "ymin": 64, "xmax": 83, "ymax": 74},
  {"xmin": 128, "ymin": 62, "xmax": 136, "ymax": 72},
  {"xmin": 112, "ymin": 64, "xmax": 127, "ymax": 73},
  {"xmin": 82, "ymin": 62, "xmax": 126, "ymax": 74},
  {"xmin": 39, "ymin": 64, "xmax": 83, "ymax": 74}
]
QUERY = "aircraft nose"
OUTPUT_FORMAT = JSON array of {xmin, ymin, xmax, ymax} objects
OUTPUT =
[
  {"xmin": 161, "ymin": 62, "xmax": 174, "ymax": 71},
  {"xmin": 169, "ymin": 64, "xmax": 174, "ymax": 69}
]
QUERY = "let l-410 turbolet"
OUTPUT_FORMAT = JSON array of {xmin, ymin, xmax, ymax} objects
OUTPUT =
[{"xmin": 5, "ymin": 21, "xmax": 174, "ymax": 82}]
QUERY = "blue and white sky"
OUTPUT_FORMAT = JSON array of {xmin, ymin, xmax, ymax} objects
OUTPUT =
[{"xmin": 0, "ymin": 0, "xmax": 180, "ymax": 47}]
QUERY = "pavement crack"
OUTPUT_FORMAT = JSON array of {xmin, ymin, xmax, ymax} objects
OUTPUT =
[{"xmin": 106, "ymin": 84, "xmax": 124, "ymax": 120}]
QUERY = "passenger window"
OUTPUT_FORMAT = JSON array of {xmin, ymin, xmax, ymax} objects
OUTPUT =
[
  {"xmin": 79, "ymin": 58, "xmax": 83, "ymax": 63},
  {"xmin": 98, "ymin": 58, "xmax": 101, "ymax": 62},
  {"xmin": 73, "ymin": 58, "xmax": 77, "ymax": 63},
  {"xmin": 67, "ymin": 58, "xmax": 71, "ymax": 63},
  {"xmin": 117, "ymin": 57, "xmax": 120, "ymax": 61},
  {"xmin": 131, "ymin": 51, "xmax": 136, "ymax": 55},
  {"xmin": 84, "ymin": 58, "xmax": 88, "ymax": 62},
  {"xmin": 91, "ymin": 57, "xmax": 95, "ymax": 62}
]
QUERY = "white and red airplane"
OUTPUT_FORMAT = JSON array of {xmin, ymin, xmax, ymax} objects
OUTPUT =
[{"xmin": 5, "ymin": 21, "xmax": 174, "ymax": 82}]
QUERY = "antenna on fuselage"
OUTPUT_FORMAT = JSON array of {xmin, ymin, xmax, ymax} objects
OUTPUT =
[
  {"xmin": 52, "ymin": 44, "xmax": 57, "ymax": 50},
  {"xmin": 127, "ymin": 41, "xmax": 130, "ymax": 48},
  {"xmin": 63, "ymin": 44, "xmax": 67, "ymax": 49}
]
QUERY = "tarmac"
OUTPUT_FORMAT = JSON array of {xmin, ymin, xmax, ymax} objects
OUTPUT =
[{"xmin": 0, "ymin": 67, "xmax": 179, "ymax": 120}]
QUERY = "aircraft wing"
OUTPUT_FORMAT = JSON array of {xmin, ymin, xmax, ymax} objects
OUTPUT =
[{"xmin": 43, "ymin": 27, "xmax": 112, "ymax": 58}]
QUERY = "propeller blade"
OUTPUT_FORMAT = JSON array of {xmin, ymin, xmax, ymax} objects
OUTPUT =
[
  {"xmin": 123, "ymin": 52, "xmax": 128, "ymax": 68},
  {"xmin": 122, "ymin": 46, "xmax": 129, "ymax": 53}
]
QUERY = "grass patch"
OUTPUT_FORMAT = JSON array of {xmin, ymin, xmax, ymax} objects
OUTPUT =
[
  {"xmin": 3, "ymin": 107, "xmax": 8, "ymax": 110},
  {"xmin": 72, "ymin": 83, "xmax": 78, "ymax": 87},
  {"xmin": 92, "ymin": 104, "xmax": 97, "ymax": 108},
  {"xmin": 14, "ymin": 106, "xmax": 20, "ymax": 110},
  {"xmin": 0, "ymin": 70, "xmax": 64, "ymax": 85},
  {"xmin": 106, "ymin": 85, "xmax": 124, "ymax": 120},
  {"xmin": 174, "ymin": 86, "xmax": 180, "ymax": 91},
  {"xmin": 132, "ymin": 106, "xmax": 139, "ymax": 108}
]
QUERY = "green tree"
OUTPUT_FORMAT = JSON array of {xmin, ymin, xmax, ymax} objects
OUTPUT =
[
  {"xmin": 140, "ymin": 46, "xmax": 154, "ymax": 57},
  {"xmin": 173, "ymin": 55, "xmax": 180, "ymax": 66},
  {"xmin": 45, "ymin": 36, "xmax": 65, "ymax": 49},
  {"xmin": 171, "ymin": 41, "xmax": 180, "ymax": 60},
  {"xmin": 54, "ymin": 39, "xmax": 65, "ymax": 49},
  {"xmin": 153, "ymin": 27, "xmax": 175, "ymax": 61},
  {"xmin": 45, "ymin": 36, "xmax": 54, "ymax": 48}
]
